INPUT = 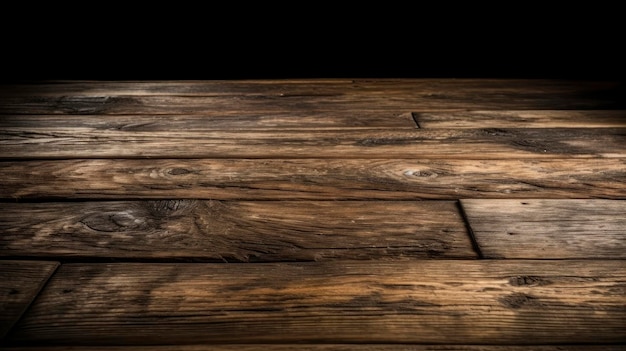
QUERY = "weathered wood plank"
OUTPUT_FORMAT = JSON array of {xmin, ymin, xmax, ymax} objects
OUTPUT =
[
  {"xmin": 0, "ymin": 79, "xmax": 356, "ymax": 96},
  {"xmin": 0, "ymin": 112, "xmax": 418, "ymax": 130},
  {"xmin": 0, "ymin": 260, "xmax": 59, "ymax": 339},
  {"xmin": 2, "ymin": 159, "xmax": 624, "ymax": 200},
  {"xmin": 0, "ymin": 94, "xmax": 620, "ymax": 115},
  {"xmin": 0, "ymin": 80, "xmax": 621, "ymax": 111},
  {"xmin": 2, "ymin": 345, "xmax": 624, "ymax": 351},
  {"xmin": 0, "ymin": 201, "xmax": 474, "ymax": 261},
  {"xmin": 6, "ymin": 110, "xmax": 623, "ymax": 131},
  {"xmin": 460, "ymin": 199, "xmax": 626, "ymax": 259},
  {"xmin": 10, "ymin": 261, "xmax": 626, "ymax": 345},
  {"xmin": 414, "ymin": 110, "xmax": 626, "ymax": 128},
  {"xmin": 0, "ymin": 79, "xmax": 619, "ymax": 96},
  {"xmin": 1, "ymin": 128, "xmax": 624, "ymax": 159}
]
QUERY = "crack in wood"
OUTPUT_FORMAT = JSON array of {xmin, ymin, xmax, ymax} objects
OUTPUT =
[
  {"xmin": 356, "ymin": 137, "xmax": 416, "ymax": 147},
  {"xmin": 509, "ymin": 276, "xmax": 552, "ymax": 286},
  {"xmin": 499, "ymin": 293, "xmax": 542, "ymax": 309},
  {"xmin": 53, "ymin": 96, "xmax": 142, "ymax": 114}
]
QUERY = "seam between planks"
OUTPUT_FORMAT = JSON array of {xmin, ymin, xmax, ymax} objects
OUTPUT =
[
  {"xmin": 0, "ymin": 261, "xmax": 60, "ymax": 342},
  {"xmin": 456, "ymin": 201, "xmax": 485, "ymax": 259}
]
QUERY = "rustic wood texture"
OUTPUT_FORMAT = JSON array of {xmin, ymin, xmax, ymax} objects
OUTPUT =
[
  {"xmin": 1, "ymin": 79, "xmax": 625, "ymax": 348},
  {"xmin": 0, "ymin": 112, "xmax": 418, "ymax": 130},
  {"xmin": 461, "ymin": 199, "xmax": 626, "ymax": 259},
  {"xmin": 6, "ymin": 94, "xmax": 606, "ymax": 115},
  {"xmin": 5, "ymin": 110, "xmax": 625, "ymax": 130},
  {"xmin": 1, "ymin": 159, "xmax": 624, "ymax": 200},
  {"xmin": 0, "ymin": 80, "xmax": 622, "ymax": 112},
  {"xmin": 10, "ymin": 261, "xmax": 626, "ymax": 345},
  {"xmin": 1, "ymin": 128, "xmax": 625, "ymax": 159},
  {"xmin": 0, "ymin": 79, "xmax": 620, "ymax": 97},
  {"xmin": 0, "ymin": 200, "xmax": 474, "ymax": 261},
  {"xmin": 0, "ymin": 260, "xmax": 59, "ymax": 339},
  {"xmin": 414, "ymin": 110, "xmax": 626, "ymax": 128}
]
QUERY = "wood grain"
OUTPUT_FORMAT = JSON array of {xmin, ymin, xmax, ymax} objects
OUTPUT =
[
  {"xmin": 0, "ymin": 80, "xmax": 622, "ymax": 111},
  {"xmin": 0, "ymin": 200, "xmax": 474, "ymax": 261},
  {"xmin": 1, "ymin": 128, "xmax": 624, "ymax": 159},
  {"xmin": 461, "ymin": 199, "xmax": 626, "ymax": 259},
  {"xmin": 0, "ymin": 112, "xmax": 418, "ymax": 130},
  {"xmin": 2, "ymin": 80, "xmax": 624, "ymax": 348},
  {"xmin": 10, "ymin": 261, "xmax": 626, "ymax": 345},
  {"xmin": 1, "ymin": 94, "xmax": 579, "ymax": 114},
  {"xmin": 0, "ymin": 79, "xmax": 620, "ymax": 96},
  {"xmin": 0, "ymin": 260, "xmax": 59, "ymax": 338},
  {"xmin": 1, "ymin": 159, "xmax": 624, "ymax": 200},
  {"xmin": 414, "ymin": 110, "xmax": 626, "ymax": 128}
]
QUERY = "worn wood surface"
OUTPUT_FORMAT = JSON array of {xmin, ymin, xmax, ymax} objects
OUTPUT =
[
  {"xmin": 1, "ymin": 79, "xmax": 625, "ymax": 348},
  {"xmin": 2, "ymin": 128, "xmax": 625, "ymax": 159},
  {"xmin": 0, "ymin": 260, "xmax": 59, "ymax": 339},
  {"xmin": 2, "ymin": 159, "xmax": 624, "ymax": 200},
  {"xmin": 0, "ymin": 79, "xmax": 620, "ymax": 97},
  {"xmin": 4, "ymin": 110, "xmax": 625, "ymax": 130},
  {"xmin": 414, "ymin": 110, "xmax": 626, "ymax": 128},
  {"xmin": 10, "ymin": 261, "xmax": 626, "ymax": 345},
  {"xmin": 0, "ymin": 200, "xmax": 474, "ymax": 261},
  {"xmin": 461, "ymin": 199, "xmax": 626, "ymax": 259},
  {"xmin": 0, "ymin": 112, "xmax": 418, "ymax": 130},
  {"xmin": 6, "ymin": 94, "xmax": 612, "ymax": 115},
  {"xmin": 0, "ymin": 80, "xmax": 623, "ymax": 114}
]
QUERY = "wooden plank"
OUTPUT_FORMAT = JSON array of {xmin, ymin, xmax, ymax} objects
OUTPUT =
[
  {"xmin": 460, "ymin": 199, "xmax": 626, "ymax": 259},
  {"xmin": 0, "ymin": 80, "xmax": 621, "ymax": 111},
  {"xmin": 414, "ymin": 110, "xmax": 626, "ymax": 128},
  {"xmin": 0, "ymin": 79, "xmax": 358, "ymax": 96},
  {"xmin": 10, "ymin": 261, "xmax": 626, "ymax": 345},
  {"xmin": 2, "ymin": 345, "xmax": 624, "ymax": 351},
  {"xmin": 0, "ymin": 79, "xmax": 620, "ymax": 97},
  {"xmin": 13, "ymin": 111, "xmax": 625, "ymax": 131},
  {"xmin": 0, "ymin": 200, "xmax": 474, "ymax": 261},
  {"xmin": 0, "ymin": 260, "xmax": 59, "ymax": 339},
  {"xmin": 1, "ymin": 159, "xmax": 624, "ymax": 200},
  {"xmin": 0, "ymin": 112, "xmax": 418, "ymax": 130},
  {"xmin": 1, "ymin": 128, "xmax": 624, "ymax": 159},
  {"xmin": 0, "ymin": 94, "xmax": 621, "ymax": 115}
]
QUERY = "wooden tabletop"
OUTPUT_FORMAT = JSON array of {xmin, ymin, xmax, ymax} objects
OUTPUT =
[{"xmin": 0, "ymin": 80, "xmax": 625, "ymax": 350}]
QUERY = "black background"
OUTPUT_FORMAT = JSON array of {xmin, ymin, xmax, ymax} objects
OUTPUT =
[{"xmin": 2, "ymin": 6, "xmax": 623, "ymax": 81}]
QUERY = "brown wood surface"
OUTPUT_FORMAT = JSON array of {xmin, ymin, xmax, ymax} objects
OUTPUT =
[
  {"xmin": 5, "ymin": 110, "xmax": 625, "ymax": 130},
  {"xmin": 0, "ymin": 79, "xmax": 619, "ymax": 96},
  {"xmin": 10, "ymin": 261, "xmax": 626, "ymax": 345},
  {"xmin": 1, "ymin": 128, "xmax": 624, "ymax": 159},
  {"xmin": 2, "ymin": 159, "xmax": 624, "ymax": 200},
  {"xmin": 0, "ymin": 260, "xmax": 59, "ymax": 339},
  {"xmin": 0, "ymin": 112, "xmax": 418, "ymax": 130},
  {"xmin": 414, "ymin": 110, "xmax": 626, "ymax": 128},
  {"xmin": 0, "ymin": 80, "xmax": 622, "ymax": 112},
  {"xmin": 1, "ymin": 79, "xmax": 625, "ymax": 348},
  {"xmin": 0, "ymin": 201, "xmax": 474, "ymax": 261},
  {"xmin": 461, "ymin": 199, "xmax": 626, "ymax": 259}
]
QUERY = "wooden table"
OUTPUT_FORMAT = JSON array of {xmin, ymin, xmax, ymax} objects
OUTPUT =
[{"xmin": 1, "ymin": 80, "xmax": 625, "ymax": 350}]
